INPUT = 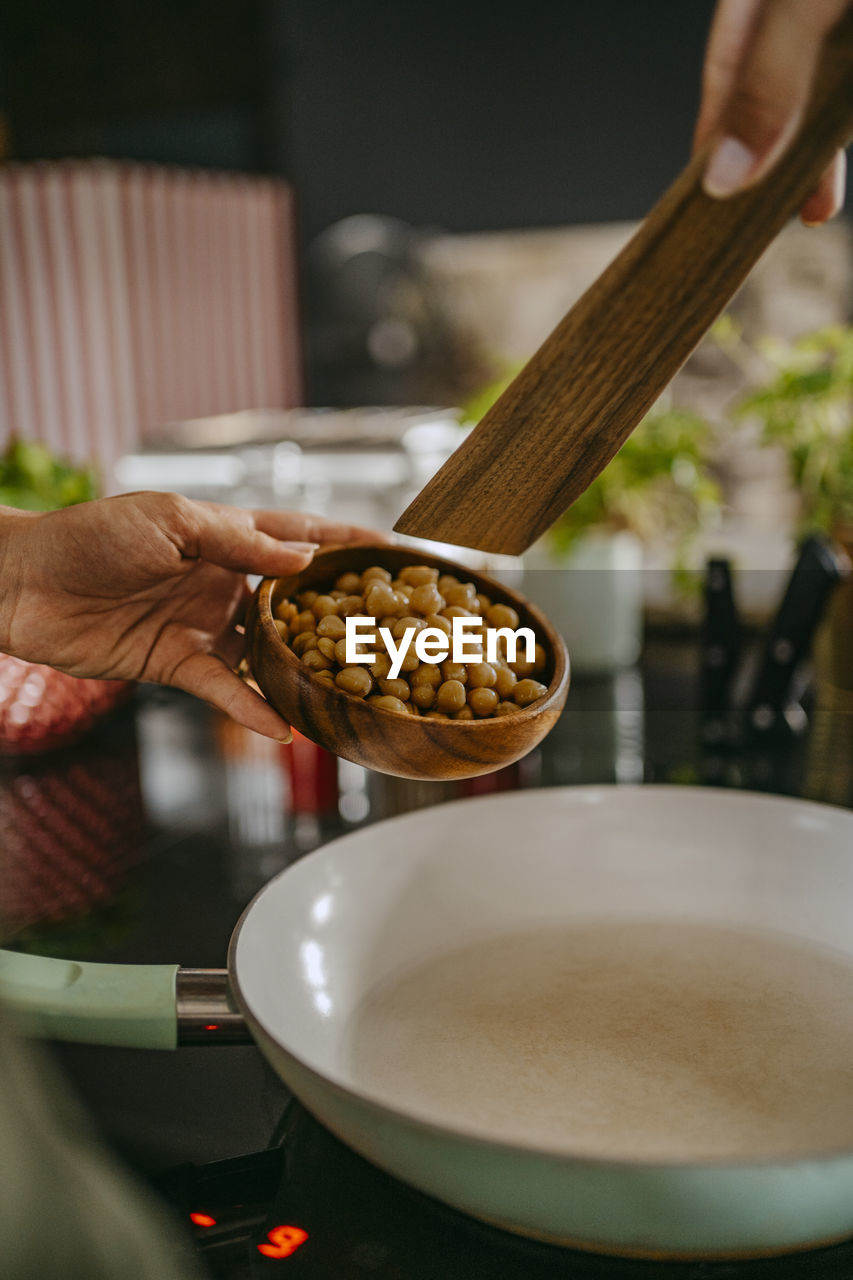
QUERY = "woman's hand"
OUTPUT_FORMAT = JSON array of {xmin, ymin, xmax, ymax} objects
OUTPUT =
[
  {"xmin": 0, "ymin": 491, "xmax": 383, "ymax": 742},
  {"xmin": 696, "ymin": 0, "xmax": 850, "ymax": 223}
]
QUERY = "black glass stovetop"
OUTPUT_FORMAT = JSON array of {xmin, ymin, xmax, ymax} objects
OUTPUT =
[{"xmin": 158, "ymin": 1098, "xmax": 853, "ymax": 1280}]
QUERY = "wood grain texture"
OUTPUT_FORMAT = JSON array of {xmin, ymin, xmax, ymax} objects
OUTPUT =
[
  {"xmin": 394, "ymin": 12, "xmax": 853, "ymax": 555},
  {"xmin": 246, "ymin": 545, "xmax": 569, "ymax": 781}
]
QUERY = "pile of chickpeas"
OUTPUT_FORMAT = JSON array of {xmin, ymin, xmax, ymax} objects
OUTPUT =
[{"xmin": 272, "ymin": 564, "xmax": 550, "ymax": 720}]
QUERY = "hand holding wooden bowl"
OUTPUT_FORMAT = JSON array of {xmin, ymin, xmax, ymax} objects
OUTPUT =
[{"xmin": 246, "ymin": 545, "xmax": 569, "ymax": 781}]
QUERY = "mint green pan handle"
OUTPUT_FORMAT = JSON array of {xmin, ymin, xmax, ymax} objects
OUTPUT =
[{"xmin": 0, "ymin": 951, "xmax": 252, "ymax": 1048}]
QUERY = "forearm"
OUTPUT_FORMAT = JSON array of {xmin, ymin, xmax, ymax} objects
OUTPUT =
[{"xmin": 0, "ymin": 506, "xmax": 42, "ymax": 658}]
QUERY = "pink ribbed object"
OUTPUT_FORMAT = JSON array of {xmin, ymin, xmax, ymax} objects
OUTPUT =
[
  {"xmin": 0, "ymin": 655, "xmax": 131, "ymax": 756},
  {"xmin": 0, "ymin": 160, "xmax": 302, "ymax": 483}
]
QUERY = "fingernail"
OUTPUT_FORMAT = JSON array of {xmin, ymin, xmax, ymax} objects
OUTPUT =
[
  {"xmin": 704, "ymin": 136, "xmax": 756, "ymax": 198},
  {"xmin": 285, "ymin": 541, "xmax": 320, "ymax": 553},
  {"xmin": 276, "ymin": 729, "xmax": 293, "ymax": 744}
]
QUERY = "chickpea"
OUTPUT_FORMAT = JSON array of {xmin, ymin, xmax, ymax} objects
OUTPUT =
[
  {"xmin": 392, "ymin": 615, "xmax": 428, "ymax": 638},
  {"xmin": 409, "ymin": 583, "xmax": 444, "ymax": 615},
  {"xmin": 510, "ymin": 654, "xmax": 538, "ymax": 679},
  {"xmin": 330, "ymin": 589, "xmax": 346, "ymax": 601},
  {"xmin": 365, "ymin": 581, "xmax": 399, "ymax": 617},
  {"xmin": 437, "ymin": 574, "xmax": 461, "ymax": 595},
  {"xmin": 425, "ymin": 710, "xmax": 450, "ymax": 720},
  {"xmin": 486, "ymin": 603, "xmax": 520, "ymax": 631},
  {"xmin": 317, "ymin": 636, "xmax": 338, "ymax": 660},
  {"xmin": 378, "ymin": 677, "xmax": 411, "ymax": 701},
  {"xmin": 441, "ymin": 605, "xmax": 473, "ymax": 622},
  {"xmin": 368, "ymin": 694, "xmax": 409, "ymax": 715},
  {"xmin": 443, "ymin": 582, "xmax": 477, "ymax": 609},
  {"xmin": 292, "ymin": 631, "xmax": 319, "ymax": 656},
  {"xmin": 493, "ymin": 664, "xmax": 517, "ymax": 699},
  {"xmin": 291, "ymin": 610, "xmax": 317, "ymax": 636},
  {"xmin": 379, "ymin": 614, "xmax": 399, "ymax": 631},
  {"xmin": 399, "ymin": 565, "xmax": 439, "ymax": 587},
  {"xmin": 317, "ymin": 614, "xmax": 346, "ymax": 640},
  {"xmin": 435, "ymin": 679, "xmax": 467, "ymax": 714},
  {"xmin": 311, "ymin": 594, "xmax": 338, "ymax": 620},
  {"xmin": 296, "ymin": 590, "xmax": 318, "ymax": 609},
  {"xmin": 358, "ymin": 568, "xmax": 391, "ymax": 586},
  {"xmin": 409, "ymin": 661, "xmax": 441, "ymax": 688},
  {"xmin": 475, "ymin": 594, "xmax": 492, "ymax": 615},
  {"xmin": 273, "ymin": 619, "xmax": 289, "ymax": 640},
  {"xmin": 336, "ymin": 666, "xmax": 373, "ymax": 697},
  {"xmin": 513, "ymin": 678, "xmax": 548, "ymax": 706},
  {"xmin": 274, "ymin": 600, "xmax": 297, "ymax": 624},
  {"xmin": 337, "ymin": 594, "xmax": 366, "ymax": 618},
  {"xmin": 335, "ymin": 572, "xmax": 361, "ymax": 594},
  {"xmin": 392, "ymin": 580, "xmax": 414, "ymax": 600},
  {"xmin": 468, "ymin": 687, "xmax": 499, "ymax": 717},
  {"xmin": 467, "ymin": 662, "xmax": 497, "ymax": 689},
  {"xmin": 302, "ymin": 649, "xmax": 334, "ymax": 673},
  {"xmin": 532, "ymin": 643, "xmax": 548, "ymax": 675},
  {"xmin": 314, "ymin": 669, "xmax": 336, "ymax": 687},
  {"xmin": 411, "ymin": 683, "xmax": 436, "ymax": 710},
  {"xmin": 334, "ymin": 637, "xmax": 351, "ymax": 666},
  {"xmin": 454, "ymin": 705, "xmax": 475, "ymax": 720},
  {"xmin": 396, "ymin": 644, "xmax": 421, "ymax": 674},
  {"xmin": 424, "ymin": 613, "xmax": 452, "ymax": 636},
  {"xmin": 494, "ymin": 701, "xmax": 518, "ymax": 717},
  {"xmin": 441, "ymin": 660, "xmax": 468, "ymax": 685},
  {"xmin": 370, "ymin": 652, "xmax": 393, "ymax": 679}
]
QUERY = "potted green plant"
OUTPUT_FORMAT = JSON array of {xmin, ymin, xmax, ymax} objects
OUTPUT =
[
  {"xmin": 461, "ymin": 378, "xmax": 720, "ymax": 672},
  {"xmin": 733, "ymin": 323, "xmax": 853, "ymax": 540}
]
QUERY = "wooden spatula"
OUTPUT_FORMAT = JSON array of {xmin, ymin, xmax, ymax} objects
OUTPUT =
[{"xmin": 395, "ymin": 12, "xmax": 853, "ymax": 556}]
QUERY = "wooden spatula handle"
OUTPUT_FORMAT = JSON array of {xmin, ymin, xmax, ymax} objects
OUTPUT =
[{"xmin": 395, "ymin": 11, "xmax": 853, "ymax": 556}]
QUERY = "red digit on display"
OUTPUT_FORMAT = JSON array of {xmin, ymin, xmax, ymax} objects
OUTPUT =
[{"xmin": 257, "ymin": 1224, "xmax": 309, "ymax": 1258}]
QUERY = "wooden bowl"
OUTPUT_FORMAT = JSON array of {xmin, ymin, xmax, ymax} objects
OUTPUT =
[{"xmin": 246, "ymin": 544, "xmax": 570, "ymax": 781}]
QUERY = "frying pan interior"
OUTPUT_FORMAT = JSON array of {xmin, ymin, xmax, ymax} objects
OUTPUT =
[{"xmin": 231, "ymin": 784, "xmax": 853, "ymax": 1128}]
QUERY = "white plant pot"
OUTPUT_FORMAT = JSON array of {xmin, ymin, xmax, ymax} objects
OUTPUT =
[{"xmin": 522, "ymin": 531, "xmax": 644, "ymax": 675}]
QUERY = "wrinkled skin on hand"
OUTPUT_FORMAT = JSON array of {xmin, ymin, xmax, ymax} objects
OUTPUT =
[{"xmin": 0, "ymin": 491, "xmax": 384, "ymax": 742}]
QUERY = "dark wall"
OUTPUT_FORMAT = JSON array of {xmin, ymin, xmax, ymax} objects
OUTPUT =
[
  {"xmin": 1, "ymin": 0, "xmax": 267, "ymax": 169},
  {"xmin": 266, "ymin": 0, "xmax": 718, "ymax": 246},
  {"xmin": 4, "ymin": 0, "xmax": 718, "ymax": 239}
]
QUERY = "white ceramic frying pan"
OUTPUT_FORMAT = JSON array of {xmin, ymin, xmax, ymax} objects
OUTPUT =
[{"xmin": 3, "ymin": 785, "xmax": 853, "ymax": 1260}]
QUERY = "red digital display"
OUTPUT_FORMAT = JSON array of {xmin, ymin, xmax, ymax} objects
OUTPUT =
[
  {"xmin": 257, "ymin": 1224, "xmax": 309, "ymax": 1259},
  {"xmin": 204, "ymin": 1024, "xmax": 220, "ymax": 1031},
  {"xmin": 190, "ymin": 1212, "xmax": 217, "ymax": 1228}
]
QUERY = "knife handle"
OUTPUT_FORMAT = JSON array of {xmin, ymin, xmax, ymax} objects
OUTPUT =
[
  {"xmin": 744, "ymin": 536, "xmax": 847, "ymax": 740},
  {"xmin": 701, "ymin": 559, "xmax": 742, "ymax": 750}
]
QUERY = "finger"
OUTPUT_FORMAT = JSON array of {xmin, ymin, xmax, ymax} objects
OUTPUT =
[
  {"xmin": 168, "ymin": 650, "xmax": 292, "ymax": 742},
  {"xmin": 800, "ymin": 149, "xmax": 847, "ymax": 224},
  {"xmin": 250, "ymin": 509, "xmax": 390, "ymax": 547},
  {"xmin": 170, "ymin": 501, "xmax": 320, "ymax": 576},
  {"xmin": 177, "ymin": 501, "xmax": 388, "ymax": 576},
  {"xmin": 694, "ymin": 0, "xmax": 765, "ymax": 153},
  {"xmin": 703, "ymin": 0, "xmax": 849, "ymax": 199}
]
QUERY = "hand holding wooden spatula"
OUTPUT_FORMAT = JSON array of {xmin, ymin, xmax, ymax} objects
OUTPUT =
[{"xmin": 395, "ymin": 6, "xmax": 853, "ymax": 556}]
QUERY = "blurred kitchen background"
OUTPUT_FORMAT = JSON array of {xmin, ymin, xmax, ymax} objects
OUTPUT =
[{"xmin": 2, "ymin": 0, "xmax": 853, "ymax": 749}]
